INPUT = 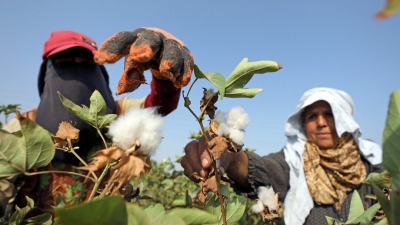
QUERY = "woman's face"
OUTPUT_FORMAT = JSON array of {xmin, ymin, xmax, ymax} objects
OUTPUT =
[{"xmin": 303, "ymin": 100, "xmax": 340, "ymax": 149}]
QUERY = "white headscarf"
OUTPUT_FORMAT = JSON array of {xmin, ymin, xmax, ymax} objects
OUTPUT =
[{"xmin": 282, "ymin": 87, "xmax": 382, "ymax": 225}]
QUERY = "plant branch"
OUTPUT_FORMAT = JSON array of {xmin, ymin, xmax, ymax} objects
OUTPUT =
[
  {"xmin": 66, "ymin": 139, "xmax": 98, "ymax": 180},
  {"xmin": 88, "ymin": 162, "xmax": 112, "ymax": 201},
  {"xmin": 24, "ymin": 170, "xmax": 95, "ymax": 182},
  {"xmin": 97, "ymin": 128, "xmax": 108, "ymax": 149}
]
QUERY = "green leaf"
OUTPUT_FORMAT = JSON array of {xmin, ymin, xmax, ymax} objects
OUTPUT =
[
  {"xmin": 126, "ymin": 203, "xmax": 150, "ymax": 225},
  {"xmin": 55, "ymin": 196, "xmax": 127, "ymax": 225},
  {"xmin": 0, "ymin": 118, "xmax": 54, "ymax": 177},
  {"xmin": 325, "ymin": 216, "xmax": 344, "ymax": 224},
  {"xmin": 97, "ymin": 114, "xmax": 118, "ymax": 128},
  {"xmin": 0, "ymin": 129, "xmax": 26, "ymax": 176},
  {"xmin": 145, "ymin": 203, "xmax": 166, "ymax": 223},
  {"xmin": 364, "ymin": 171, "xmax": 392, "ymax": 189},
  {"xmin": 24, "ymin": 212, "xmax": 53, "ymax": 225},
  {"xmin": 225, "ymin": 58, "xmax": 280, "ymax": 91},
  {"xmin": 346, "ymin": 202, "xmax": 381, "ymax": 224},
  {"xmin": 390, "ymin": 188, "xmax": 400, "ymax": 225},
  {"xmin": 204, "ymin": 196, "xmax": 247, "ymax": 225},
  {"xmin": 19, "ymin": 117, "xmax": 55, "ymax": 170},
  {"xmin": 153, "ymin": 214, "xmax": 186, "ymax": 225},
  {"xmin": 373, "ymin": 217, "xmax": 389, "ymax": 225},
  {"xmin": 9, "ymin": 196, "xmax": 35, "ymax": 225},
  {"xmin": 194, "ymin": 64, "xmax": 206, "ymax": 79},
  {"xmin": 347, "ymin": 190, "xmax": 365, "ymax": 222},
  {"xmin": 382, "ymin": 90, "xmax": 400, "ymax": 184},
  {"xmin": 167, "ymin": 208, "xmax": 219, "ymax": 224},
  {"xmin": 170, "ymin": 191, "xmax": 192, "ymax": 207},
  {"xmin": 371, "ymin": 183, "xmax": 391, "ymax": 224},
  {"xmin": 194, "ymin": 65, "xmax": 226, "ymax": 99},
  {"xmin": 224, "ymin": 196, "xmax": 247, "ymax": 224},
  {"xmin": 225, "ymin": 88, "xmax": 263, "ymax": 98},
  {"xmin": 89, "ymin": 90, "xmax": 107, "ymax": 116},
  {"xmin": 58, "ymin": 91, "xmax": 117, "ymax": 129},
  {"xmin": 58, "ymin": 91, "xmax": 96, "ymax": 127}
]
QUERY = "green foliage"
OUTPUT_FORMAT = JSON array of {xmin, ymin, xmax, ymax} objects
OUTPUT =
[
  {"xmin": 224, "ymin": 58, "xmax": 281, "ymax": 98},
  {"xmin": 0, "ymin": 104, "xmax": 20, "ymax": 126},
  {"xmin": 193, "ymin": 58, "xmax": 281, "ymax": 99},
  {"xmin": 55, "ymin": 196, "xmax": 128, "ymax": 225},
  {"xmin": 58, "ymin": 90, "xmax": 117, "ymax": 130},
  {"xmin": 0, "ymin": 116, "xmax": 55, "ymax": 177},
  {"xmin": 55, "ymin": 187, "xmax": 220, "ymax": 225},
  {"xmin": 9, "ymin": 196, "xmax": 52, "ymax": 225},
  {"xmin": 382, "ymin": 89, "xmax": 400, "ymax": 225},
  {"xmin": 325, "ymin": 191, "xmax": 381, "ymax": 225}
]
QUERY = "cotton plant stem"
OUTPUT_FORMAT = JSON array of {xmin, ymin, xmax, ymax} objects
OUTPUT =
[
  {"xmin": 97, "ymin": 128, "xmax": 108, "ymax": 149},
  {"xmin": 24, "ymin": 170, "xmax": 95, "ymax": 182},
  {"xmin": 200, "ymin": 122, "xmax": 227, "ymax": 225},
  {"xmin": 65, "ymin": 139, "xmax": 98, "ymax": 180},
  {"xmin": 99, "ymin": 168, "xmax": 119, "ymax": 198},
  {"xmin": 184, "ymin": 83, "xmax": 227, "ymax": 225},
  {"xmin": 88, "ymin": 163, "xmax": 112, "ymax": 201}
]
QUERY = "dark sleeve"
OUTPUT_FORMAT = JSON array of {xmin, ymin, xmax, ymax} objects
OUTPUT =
[
  {"xmin": 232, "ymin": 149, "xmax": 290, "ymax": 201},
  {"xmin": 144, "ymin": 76, "xmax": 180, "ymax": 116}
]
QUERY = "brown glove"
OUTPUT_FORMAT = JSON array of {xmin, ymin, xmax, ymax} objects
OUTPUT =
[{"xmin": 94, "ymin": 27, "xmax": 194, "ymax": 95}]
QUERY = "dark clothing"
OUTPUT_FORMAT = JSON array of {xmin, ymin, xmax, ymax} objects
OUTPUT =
[
  {"xmin": 36, "ymin": 59, "xmax": 116, "ymax": 163},
  {"xmin": 232, "ymin": 150, "xmax": 383, "ymax": 225}
]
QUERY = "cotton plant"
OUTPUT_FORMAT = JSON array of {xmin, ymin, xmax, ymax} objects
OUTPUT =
[
  {"xmin": 183, "ymin": 58, "xmax": 282, "ymax": 225},
  {"xmin": 79, "ymin": 107, "xmax": 164, "ymax": 197}
]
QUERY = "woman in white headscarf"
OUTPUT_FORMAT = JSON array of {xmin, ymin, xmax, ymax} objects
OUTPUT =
[{"xmin": 181, "ymin": 87, "xmax": 383, "ymax": 225}]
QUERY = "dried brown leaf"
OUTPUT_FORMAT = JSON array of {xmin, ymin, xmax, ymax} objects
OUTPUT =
[
  {"xmin": 209, "ymin": 120, "xmax": 219, "ymax": 136},
  {"xmin": 110, "ymin": 153, "xmax": 151, "ymax": 194},
  {"xmin": 208, "ymin": 136, "xmax": 228, "ymax": 160},
  {"xmin": 52, "ymin": 121, "xmax": 80, "ymax": 148},
  {"xmin": 77, "ymin": 146, "xmax": 123, "ymax": 172},
  {"xmin": 200, "ymin": 88, "xmax": 218, "ymax": 119}
]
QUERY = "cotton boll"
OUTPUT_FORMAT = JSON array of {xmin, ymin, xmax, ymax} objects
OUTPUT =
[
  {"xmin": 257, "ymin": 186, "xmax": 277, "ymax": 210},
  {"xmin": 214, "ymin": 110, "xmax": 226, "ymax": 124},
  {"xmin": 228, "ymin": 128, "xmax": 244, "ymax": 145},
  {"xmin": 217, "ymin": 122, "xmax": 230, "ymax": 137},
  {"xmin": 251, "ymin": 200, "xmax": 265, "ymax": 213},
  {"xmin": 226, "ymin": 107, "xmax": 250, "ymax": 130},
  {"xmin": 108, "ymin": 107, "xmax": 164, "ymax": 156}
]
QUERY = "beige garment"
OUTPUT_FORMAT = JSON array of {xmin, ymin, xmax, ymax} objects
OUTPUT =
[{"xmin": 303, "ymin": 133, "xmax": 367, "ymax": 211}]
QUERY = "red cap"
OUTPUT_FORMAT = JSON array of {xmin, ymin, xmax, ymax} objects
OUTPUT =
[{"xmin": 42, "ymin": 30, "xmax": 98, "ymax": 59}]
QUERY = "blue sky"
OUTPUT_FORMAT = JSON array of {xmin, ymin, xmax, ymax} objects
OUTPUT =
[{"xmin": 1, "ymin": 1, "xmax": 399, "ymax": 163}]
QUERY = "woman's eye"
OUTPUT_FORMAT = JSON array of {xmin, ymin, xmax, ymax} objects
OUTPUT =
[
  {"xmin": 306, "ymin": 113, "xmax": 316, "ymax": 120},
  {"xmin": 325, "ymin": 112, "xmax": 334, "ymax": 118}
]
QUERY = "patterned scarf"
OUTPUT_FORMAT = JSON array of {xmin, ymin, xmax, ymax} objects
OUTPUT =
[{"xmin": 303, "ymin": 133, "xmax": 366, "ymax": 211}]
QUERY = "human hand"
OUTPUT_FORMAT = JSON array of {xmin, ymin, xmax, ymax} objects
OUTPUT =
[
  {"xmin": 180, "ymin": 135, "xmax": 237, "ymax": 182},
  {"xmin": 94, "ymin": 27, "xmax": 194, "ymax": 95}
]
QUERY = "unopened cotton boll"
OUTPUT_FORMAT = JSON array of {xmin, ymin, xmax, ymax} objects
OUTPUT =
[
  {"xmin": 108, "ymin": 107, "xmax": 164, "ymax": 156},
  {"xmin": 205, "ymin": 88, "xmax": 216, "ymax": 100}
]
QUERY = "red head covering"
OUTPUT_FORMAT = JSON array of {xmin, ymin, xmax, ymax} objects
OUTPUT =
[{"xmin": 42, "ymin": 30, "xmax": 97, "ymax": 59}]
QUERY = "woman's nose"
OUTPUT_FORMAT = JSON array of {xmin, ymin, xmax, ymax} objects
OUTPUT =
[{"xmin": 317, "ymin": 115, "xmax": 327, "ymax": 126}]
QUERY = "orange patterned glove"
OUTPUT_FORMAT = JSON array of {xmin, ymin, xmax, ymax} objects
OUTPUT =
[{"xmin": 94, "ymin": 27, "xmax": 194, "ymax": 95}]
